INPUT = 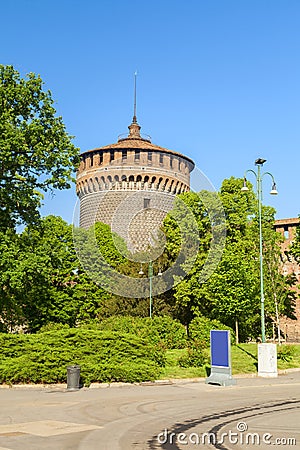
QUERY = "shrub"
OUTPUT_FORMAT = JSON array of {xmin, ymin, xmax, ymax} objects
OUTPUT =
[
  {"xmin": 178, "ymin": 316, "xmax": 234, "ymax": 368},
  {"xmin": 85, "ymin": 315, "xmax": 187, "ymax": 349},
  {"xmin": 0, "ymin": 328, "xmax": 166, "ymax": 384},
  {"xmin": 148, "ymin": 316, "xmax": 187, "ymax": 349},
  {"xmin": 38, "ymin": 323, "xmax": 70, "ymax": 333},
  {"xmin": 178, "ymin": 339, "xmax": 207, "ymax": 368},
  {"xmin": 277, "ymin": 345, "xmax": 296, "ymax": 362},
  {"xmin": 188, "ymin": 316, "xmax": 235, "ymax": 347}
]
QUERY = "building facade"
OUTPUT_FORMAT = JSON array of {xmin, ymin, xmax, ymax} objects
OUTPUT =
[
  {"xmin": 76, "ymin": 116, "xmax": 195, "ymax": 253},
  {"xmin": 274, "ymin": 217, "xmax": 300, "ymax": 341}
]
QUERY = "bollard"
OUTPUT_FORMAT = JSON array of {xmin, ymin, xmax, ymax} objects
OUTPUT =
[{"xmin": 67, "ymin": 365, "xmax": 81, "ymax": 390}]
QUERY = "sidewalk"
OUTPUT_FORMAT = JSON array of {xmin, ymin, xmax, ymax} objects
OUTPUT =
[{"xmin": 0, "ymin": 371, "xmax": 299, "ymax": 449}]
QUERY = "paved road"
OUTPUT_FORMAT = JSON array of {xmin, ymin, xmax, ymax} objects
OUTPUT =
[{"xmin": 0, "ymin": 372, "xmax": 299, "ymax": 449}]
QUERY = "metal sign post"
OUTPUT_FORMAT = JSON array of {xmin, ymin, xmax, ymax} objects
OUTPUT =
[{"xmin": 205, "ymin": 330, "xmax": 236, "ymax": 386}]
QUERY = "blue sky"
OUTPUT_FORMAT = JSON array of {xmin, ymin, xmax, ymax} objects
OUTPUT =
[{"xmin": 2, "ymin": 0, "xmax": 299, "ymax": 222}]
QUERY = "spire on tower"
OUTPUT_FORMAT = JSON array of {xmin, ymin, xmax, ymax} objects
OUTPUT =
[
  {"xmin": 133, "ymin": 70, "xmax": 137, "ymax": 123},
  {"xmin": 127, "ymin": 71, "xmax": 141, "ymax": 138}
]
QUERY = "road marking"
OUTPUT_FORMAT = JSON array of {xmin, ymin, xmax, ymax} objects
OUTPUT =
[{"xmin": 0, "ymin": 420, "xmax": 102, "ymax": 437}]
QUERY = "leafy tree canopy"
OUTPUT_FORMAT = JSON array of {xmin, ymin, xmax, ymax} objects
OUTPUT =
[{"xmin": 0, "ymin": 65, "xmax": 79, "ymax": 230}]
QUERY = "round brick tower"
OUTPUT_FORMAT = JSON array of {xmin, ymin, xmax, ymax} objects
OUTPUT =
[{"xmin": 76, "ymin": 115, "xmax": 195, "ymax": 253}]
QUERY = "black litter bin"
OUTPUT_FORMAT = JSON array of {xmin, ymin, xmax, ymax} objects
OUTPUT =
[{"xmin": 67, "ymin": 365, "xmax": 81, "ymax": 390}]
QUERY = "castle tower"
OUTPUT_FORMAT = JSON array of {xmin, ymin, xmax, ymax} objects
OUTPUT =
[{"xmin": 76, "ymin": 115, "xmax": 195, "ymax": 253}]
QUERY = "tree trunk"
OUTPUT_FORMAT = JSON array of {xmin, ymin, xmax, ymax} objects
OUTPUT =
[
  {"xmin": 274, "ymin": 291, "xmax": 281, "ymax": 345},
  {"xmin": 235, "ymin": 319, "xmax": 239, "ymax": 344}
]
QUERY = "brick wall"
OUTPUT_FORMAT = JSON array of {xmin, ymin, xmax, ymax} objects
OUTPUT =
[{"xmin": 274, "ymin": 218, "xmax": 300, "ymax": 341}]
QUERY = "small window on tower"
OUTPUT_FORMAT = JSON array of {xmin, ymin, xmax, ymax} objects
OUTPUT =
[
  {"xmin": 110, "ymin": 150, "xmax": 115, "ymax": 161},
  {"xmin": 135, "ymin": 149, "xmax": 140, "ymax": 160},
  {"xmin": 159, "ymin": 153, "xmax": 164, "ymax": 164},
  {"xmin": 148, "ymin": 151, "xmax": 152, "ymax": 162},
  {"xmin": 122, "ymin": 149, "xmax": 127, "ymax": 161},
  {"xmin": 144, "ymin": 198, "xmax": 150, "ymax": 209}
]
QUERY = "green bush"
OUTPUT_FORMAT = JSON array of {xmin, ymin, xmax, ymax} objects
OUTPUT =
[
  {"xmin": 38, "ymin": 323, "xmax": 71, "ymax": 333},
  {"xmin": 0, "ymin": 328, "xmax": 165, "ymax": 384},
  {"xmin": 148, "ymin": 316, "xmax": 187, "ymax": 349},
  {"xmin": 277, "ymin": 345, "xmax": 296, "ymax": 362},
  {"xmin": 85, "ymin": 315, "xmax": 187, "ymax": 349},
  {"xmin": 188, "ymin": 316, "xmax": 234, "ymax": 347},
  {"xmin": 178, "ymin": 339, "xmax": 207, "ymax": 368},
  {"xmin": 178, "ymin": 316, "xmax": 234, "ymax": 368}
]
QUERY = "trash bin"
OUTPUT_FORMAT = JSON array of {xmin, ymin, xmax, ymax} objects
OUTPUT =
[{"xmin": 67, "ymin": 365, "xmax": 81, "ymax": 390}]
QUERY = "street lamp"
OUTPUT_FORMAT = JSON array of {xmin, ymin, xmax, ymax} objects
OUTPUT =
[
  {"xmin": 241, "ymin": 158, "xmax": 278, "ymax": 343},
  {"xmin": 139, "ymin": 262, "xmax": 162, "ymax": 318}
]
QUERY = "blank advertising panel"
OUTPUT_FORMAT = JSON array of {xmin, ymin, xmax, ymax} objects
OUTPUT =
[{"xmin": 211, "ymin": 330, "xmax": 229, "ymax": 367}]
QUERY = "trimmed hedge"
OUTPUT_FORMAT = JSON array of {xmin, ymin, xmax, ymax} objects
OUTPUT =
[
  {"xmin": 81, "ymin": 315, "xmax": 187, "ymax": 349},
  {"xmin": 0, "ymin": 328, "xmax": 165, "ymax": 385}
]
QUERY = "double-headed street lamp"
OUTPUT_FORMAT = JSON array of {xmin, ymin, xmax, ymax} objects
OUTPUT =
[
  {"xmin": 139, "ymin": 261, "xmax": 162, "ymax": 318},
  {"xmin": 241, "ymin": 158, "xmax": 278, "ymax": 343}
]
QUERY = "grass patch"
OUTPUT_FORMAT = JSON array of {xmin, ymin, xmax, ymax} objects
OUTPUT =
[
  {"xmin": 160, "ymin": 344, "xmax": 300, "ymax": 379},
  {"xmin": 277, "ymin": 344, "xmax": 300, "ymax": 369},
  {"xmin": 159, "ymin": 349, "xmax": 208, "ymax": 378},
  {"xmin": 232, "ymin": 344, "xmax": 258, "ymax": 374}
]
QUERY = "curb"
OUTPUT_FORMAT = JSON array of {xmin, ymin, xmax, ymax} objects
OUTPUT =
[{"xmin": 1, "ymin": 368, "xmax": 299, "ymax": 390}]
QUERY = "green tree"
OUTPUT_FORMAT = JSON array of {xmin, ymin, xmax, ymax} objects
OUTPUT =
[
  {"xmin": 0, "ymin": 217, "xmax": 116, "ymax": 331},
  {"xmin": 210, "ymin": 178, "xmax": 296, "ymax": 341},
  {"xmin": 0, "ymin": 65, "xmax": 79, "ymax": 230},
  {"xmin": 0, "ymin": 229, "xmax": 22, "ymax": 331},
  {"xmin": 206, "ymin": 177, "xmax": 260, "ymax": 342},
  {"xmin": 164, "ymin": 177, "xmax": 295, "ymax": 342},
  {"xmin": 161, "ymin": 191, "xmax": 216, "ymax": 326}
]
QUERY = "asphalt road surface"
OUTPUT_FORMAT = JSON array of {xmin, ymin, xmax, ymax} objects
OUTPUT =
[{"xmin": 0, "ymin": 372, "xmax": 299, "ymax": 450}]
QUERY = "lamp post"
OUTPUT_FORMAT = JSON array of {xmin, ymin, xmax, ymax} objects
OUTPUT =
[
  {"xmin": 139, "ymin": 262, "xmax": 162, "ymax": 318},
  {"xmin": 241, "ymin": 158, "xmax": 278, "ymax": 343}
]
